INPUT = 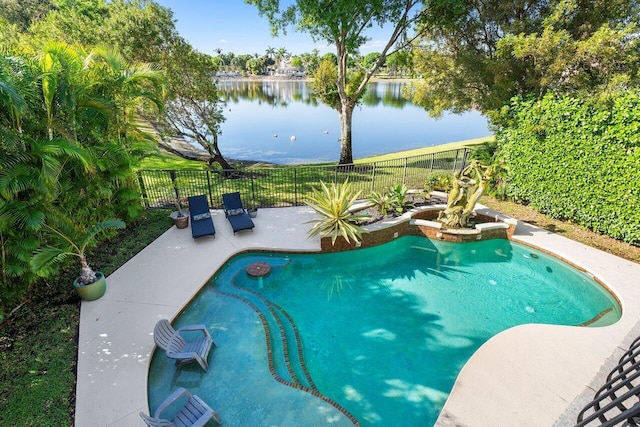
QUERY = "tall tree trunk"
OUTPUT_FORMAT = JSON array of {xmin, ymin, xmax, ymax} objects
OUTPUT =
[
  {"xmin": 338, "ymin": 100, "xmax": 354, "ymax": 164},
  {"xmin": 209, "ymin": 153, "xmax": 233, "ymax": 170},
  {"xmin": 207, "ymin": 133, "xmax": 234, "ymax": 170},
  {"xmin": 336, "ymin": 40, "xmax": 355, "ymax": 165}
]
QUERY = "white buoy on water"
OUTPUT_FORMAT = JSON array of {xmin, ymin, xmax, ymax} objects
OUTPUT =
[{"xmin": 290, "ymin": 135, "xmax": 296, "ymax": 142}]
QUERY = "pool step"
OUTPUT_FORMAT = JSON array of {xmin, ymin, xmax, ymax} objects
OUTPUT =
[
  {"xmin": 216, "ymin": 284, "xmax": 316, "ymax": 391},
  {"xmin": 269, "ymin": 302, "xmax": 317, "ymax": 390}
]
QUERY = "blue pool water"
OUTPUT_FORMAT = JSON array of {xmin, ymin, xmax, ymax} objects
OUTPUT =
[{"xmin": 148, "ymin": 236, "xmax": 620, "ymax": 426}]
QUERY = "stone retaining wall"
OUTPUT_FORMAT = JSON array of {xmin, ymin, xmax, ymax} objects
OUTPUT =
[{"xmin": 320, "ymin": 206, "xmax": 517, "ymax": 252}]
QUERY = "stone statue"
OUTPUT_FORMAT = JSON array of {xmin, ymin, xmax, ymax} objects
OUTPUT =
[{"xmin": 438, "ymin": 160, "xmax": 493, "ymax": 228}]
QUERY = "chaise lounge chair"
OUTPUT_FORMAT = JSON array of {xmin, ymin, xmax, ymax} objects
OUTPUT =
[
  {"xmin": 187, "ymin": 195, "xmax": 215, "ymax": 239},
  {"xmin": 576, "ymin": 334, "xmax": 640, "ymax": 426},
  {"xmin": 153, "ymin": 319, "xmax": 215, "ymax": 372},
  {"xmin": 140, "ymin": 387, "xmax": 222, "ymax": 426},
  {"xmin": 222, "ymin": 192, "xmax": 255, "ymax": 234}
]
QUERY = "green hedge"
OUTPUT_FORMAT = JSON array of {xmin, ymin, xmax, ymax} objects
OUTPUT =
[{"xmin": 499, "ymin": 92, "xmax": 640, "ymax": 245}]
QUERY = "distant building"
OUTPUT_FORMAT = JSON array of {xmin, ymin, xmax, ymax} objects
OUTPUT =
[{"xmin": 272, "ymin": 59, "xmax": 305, "ymax": 77}]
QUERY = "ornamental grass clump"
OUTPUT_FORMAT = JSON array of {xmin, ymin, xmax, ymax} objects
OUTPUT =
[{"xmin": 306, "ymin": 180, "xmax": 368, "ymax": 245}]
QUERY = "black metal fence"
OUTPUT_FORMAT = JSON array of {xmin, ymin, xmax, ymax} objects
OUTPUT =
[{"xmin": 136, "ymin": 148, "xmax": 471, "ymax": 209}]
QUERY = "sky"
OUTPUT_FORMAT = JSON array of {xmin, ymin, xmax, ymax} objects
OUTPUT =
[{"xmin": 153, "ymin": 0, "xmax": 392, "ymax": 57}]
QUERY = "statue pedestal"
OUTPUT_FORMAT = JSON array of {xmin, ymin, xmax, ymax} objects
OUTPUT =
[{"xmin": 410, "ymin": 211, "xmax": 517, "ymax": 243}]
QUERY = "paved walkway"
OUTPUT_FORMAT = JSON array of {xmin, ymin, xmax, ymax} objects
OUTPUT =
[{"xmin": 74, "ymin": 206, "xmax": 640, "ymax": 426}]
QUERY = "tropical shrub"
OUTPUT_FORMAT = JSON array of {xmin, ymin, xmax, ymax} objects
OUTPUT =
[
  {"xmin": 306, "ymin": 180, "xmax": 368, "ymax": 245},
  {"xmin": 0, "ymin": 42, "xmax": 163, "ymax": 314},
  {"xmin": 499, "ymin": 92, "xmax": 640, "ymax": 245},
  {"xmin": 466, "ymin": 141, "xmax": 509, "ymax": 200},
  {"xmin": 388, "ymin": 183, "xmax": 411, "ymax": 214},
  {"xmin": 424, "ymin": 172, "xmax": 453, "ymax": 192},
  {"xmin": 367, "ymin": 190, "xmax": 391, "ymax": 216}
]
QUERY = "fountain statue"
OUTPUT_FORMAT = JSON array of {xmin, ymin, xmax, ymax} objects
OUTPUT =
[{"xmin": 437, "ymin": 160, "xmax": 493, "ymax": 228}]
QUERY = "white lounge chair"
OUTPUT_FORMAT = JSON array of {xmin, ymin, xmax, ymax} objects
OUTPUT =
[
  {"xmin": 153, "ymin": 319, "xmax": 215, "ymax": 371},
  {"xmin": 140, "ymin": 387, "xmax": 222, "ymax": 426}
]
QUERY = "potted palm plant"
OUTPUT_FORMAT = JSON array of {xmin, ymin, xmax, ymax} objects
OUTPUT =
[
  {"xmin": 247, "ymin": 200, "xmax": 258, "ymax": 218},
  {"xmin": 169, "ymin": 171, "xmax": 189, "ymax": 228},
  {"xmin": 31, "ymin": 218, "xmax": 125, "ymax": 301},
  {"xmin": 170, "ymin": 198, "xmax": 189, "ymax": 228}
]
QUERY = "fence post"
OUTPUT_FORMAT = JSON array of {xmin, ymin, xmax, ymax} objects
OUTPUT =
[
  {"xmin": 461, "ymin": 148, "xmax": 470, "ymax": 170},
  {"xmin": 169, "ymin": 170, "xmax": 180, "ymax": 202},
  {"xmin": 294, "ymin": 168, "xmax": 298, "ymax": 206},
  {"xmin": 429, "ymin": 153, "xmax": 435, "ymax": 173},
  {"xmin": 371, "ymin": 162, "xmax": 376, "ymax": 192},
  {"xmin": 452, "ymin": 150, "xmax": 460, "ymax": 172},
  {"xmin": 402, "ymin": 157, "xmax": 408, "ymax": 185},
  {"xmin": 136, "ymin": 171, "xmax": 149, "ymax": 208},
  {"xmin": 250, "ymin": 172, "xmax": 256, "ymax": 204},
  {"xmin": 206, "ymin": 170, "xmax": 213, "ymax": 204}
]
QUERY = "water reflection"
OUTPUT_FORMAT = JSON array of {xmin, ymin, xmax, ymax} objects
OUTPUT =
[
  {"xmin": 218, "ymin": 79, "xmax": 409, "ymax": 109},
  {"xmin": 215, "ymin": 80, "xmax": 491, "ymax": 165},
  {"xmin": 219, "ymin": 80, "xmax": 319, "ymax": 108}
]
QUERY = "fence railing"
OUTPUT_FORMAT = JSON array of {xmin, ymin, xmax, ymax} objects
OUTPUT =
[{"xmin": 136, "ymin": 148, "xmax": 471, "ymax": 209}]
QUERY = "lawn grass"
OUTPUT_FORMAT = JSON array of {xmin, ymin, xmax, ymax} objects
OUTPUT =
[
  {"xmin": 140, "ymin": 149, "xmax": 209, "ymax": 170},
  {"xmin": 138, "ymin": 136, "xmax": 494, "ymax": 170},
  {"xmin": 0, "ymin": 208, "xmax": 173, "ymax": 427},
  {"xmin": 354, "ymin": 135, "xmax": 494, "ymax": 163}
]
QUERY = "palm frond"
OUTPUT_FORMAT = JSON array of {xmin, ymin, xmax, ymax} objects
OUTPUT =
[
  {"xmin": 30, "ymin": 246, "xmax": 74, "ymax": 272},
  {"xmin": 79, "ymin": 219, "xmax": 125, "ymax": 251}
]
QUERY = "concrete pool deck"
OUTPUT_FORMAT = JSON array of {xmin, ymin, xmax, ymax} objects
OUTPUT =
[{"xmin": 74, "ymin": 205, "xmax": 640, "ymax": 427}]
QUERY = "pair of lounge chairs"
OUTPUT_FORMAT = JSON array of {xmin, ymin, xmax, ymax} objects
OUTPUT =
[
  {"xmin": 187, "ymin": 192, "xmax": 255, "ymax": 239},
  {"xmin": 140, "ymin": 320, "xmax": 221, "ymax": 426}
]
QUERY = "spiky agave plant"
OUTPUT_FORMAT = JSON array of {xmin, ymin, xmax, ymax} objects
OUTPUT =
[
  {"xmin": 306, "ymin": 180, "xmax": 368, "ymax": 245},
  {"xmin": 31, "ymin": 218, "xmax": 125, "ymax": 285}
]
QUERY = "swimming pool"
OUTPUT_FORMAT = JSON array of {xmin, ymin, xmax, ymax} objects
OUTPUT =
[{"xmin": 148, "ymin": 236, "xmax": 620, "ymax": 426}]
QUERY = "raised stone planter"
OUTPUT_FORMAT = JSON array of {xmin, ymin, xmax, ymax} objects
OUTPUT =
[{"xmin": 320, "ymin": 205, "xmax": 518, "ymax": 252}]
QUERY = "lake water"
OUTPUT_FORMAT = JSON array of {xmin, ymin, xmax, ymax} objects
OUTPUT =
[{"xmin": 217, "ymin": 80, "xmax": 491, "ymax": 164}]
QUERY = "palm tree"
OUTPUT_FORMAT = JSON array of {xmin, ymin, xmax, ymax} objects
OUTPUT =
[
  {"xmin": 214, "ymin": 47, "xmax": 224, "ymax": 66},
  {"xmin": 265, "ymin": 46, "xmax": 275, "ymax": 60},
  {"xmin": 0, "ymin": 135, "xmax": 89, "ymax": 307},
  {"xmin": 275, "ymin": 47, "xmax": 289, "ymax": 69},
  {"xmin": 84, "ymin": 45, "xmax": 164, "ymax": 144},
  {"xmin": 0, "ymin": 55, "xmax": 29, "ymax": 137},
  {"xmin": 0, "ymin": 42, "xmax": 163, "ymax": 308},
  {"xmin": 38, "ymin": 42, "xmax": 85, "ymax": 141}
]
